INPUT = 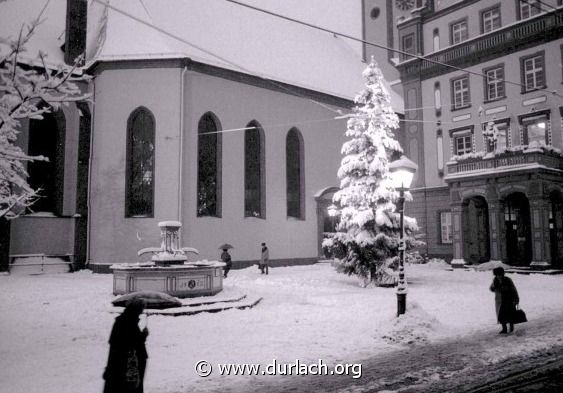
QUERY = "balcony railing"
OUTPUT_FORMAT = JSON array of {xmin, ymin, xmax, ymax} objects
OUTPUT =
[
  {"xmin": 398, "ymin": 8, "xmax": 563, "ymax": 79},
  {"xmin": 446, "ymin": 149, "xmax": 563, "ymax": 179}
]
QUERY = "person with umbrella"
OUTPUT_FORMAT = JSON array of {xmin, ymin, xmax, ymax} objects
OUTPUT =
[
  {"xmin": 103, "ymin": 298, "xmax": 149, "ymax": 393},
  {"xmin": 219, "ymin": 244, "xmax": 233, "ymax": 278}
]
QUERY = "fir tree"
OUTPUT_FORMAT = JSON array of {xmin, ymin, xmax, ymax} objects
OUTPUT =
[
  {"xmin": 323, "ymin": 59, "xmax": 418, "ymax": 287},
  {"xmin": 0, "ymin": 15, "xmax": 88, "ymax": 219}
]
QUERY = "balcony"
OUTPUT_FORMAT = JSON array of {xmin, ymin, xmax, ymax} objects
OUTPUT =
[
  {"xmin": 397, "ymin": 8, "xmax": 563, "ymax": 80},
  {"xmin": 445, "ymin": 147, "xmax": 563, "ymax": 181}
]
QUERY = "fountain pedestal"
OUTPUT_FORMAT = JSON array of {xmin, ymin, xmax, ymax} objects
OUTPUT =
[{"xmin": 111, "ymin": 221, "xmax": 225, "ymax": 298}]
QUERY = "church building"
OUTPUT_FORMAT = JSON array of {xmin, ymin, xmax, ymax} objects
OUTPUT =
[{"xmin": 0, "ymin": 0, "xmax": 403, "ymax": 272}]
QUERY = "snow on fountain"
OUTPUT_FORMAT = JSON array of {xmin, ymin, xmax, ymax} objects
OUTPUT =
[{"xmin": 111, "ymin": 221, "xmax": 225, "ymax": 298}]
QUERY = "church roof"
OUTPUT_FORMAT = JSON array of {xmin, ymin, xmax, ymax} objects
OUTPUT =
[{"xmin": 0, "ymin": 0, "xmax": 403, "ymax": 112}]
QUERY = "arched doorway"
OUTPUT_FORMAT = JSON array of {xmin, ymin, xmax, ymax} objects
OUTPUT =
[
  {"xmin": 549, "ymin": 190, "xmax": 563, "ymax": 268},
  {"xmin": 314, "ymin": 187, "xmax": 340, "ymax": 258},
  {"xmin": 462, "ymin": 196, "xmax": 490, "ymax": 264},
  {"xmin": 504, "ymin": 193, "xmax": 532, "ymax": 266}
]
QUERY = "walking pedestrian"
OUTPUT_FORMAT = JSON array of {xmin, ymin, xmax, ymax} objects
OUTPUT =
[
  {"xmin": 103, "ymin": 298, "xmax": 149, "ymax": 393},
  {"xmin": 259, "ymin": 242, "xmax": 269, "ymax": 275},
  {"xmin": 489, "ymin": 266, "xmax": 520, "ymax": 334},
  {"xmin": 221, "ymin": 248, "xmax": 232, "ymax": 278}
]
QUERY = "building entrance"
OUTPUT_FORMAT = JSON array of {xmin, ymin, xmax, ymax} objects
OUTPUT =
[
  {"xmin": 504, "ymin": 193, "xmax": 532, "ymax": 266},
  {"xmin": 549, "ymin": 191, "xmax": 563, "ymax": 268},
  {"xmin": 462, "ymin": 196, "xmax": 490, "ymax": 264}
]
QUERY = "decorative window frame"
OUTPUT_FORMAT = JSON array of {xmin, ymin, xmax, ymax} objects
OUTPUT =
[
  {"xmin": 480, "ymin": 4, "xmax": 501, "ymax": 34},
  {"xmin": 519, "ymin": 51, "xmax": 546, "ymax": 93},
  {"xmin": 483, "ymin": 64, "xmax": 505, "ymax": 102},
  {"xmin": 449, "ymin": 17, "xmax": 468, "ymax": 45},
  {"xmin": 449, "ymin": 125, "xmax": 475, "ymax": 155},
  {"xmin": 516, "ymin": 0, "xmax": 541, "ymax": 21},
  {"xmin": 438, "ymin": 210, "xmax": 453, "ymax": 244},
  {"xmin": 244, "ymin": 120, "xmax": 266, "ymax": 219},
  {"xmin": 125, "ymin": 106, "xmax": 155, "ymax": 218},
  {"xmin": 401, "ymin": 33, "xmax": 415, "ymax": 59},
  {"xmin": 518, "ymin": 110, "xmax": 551, "ymax": 146},
  {"xmin": 286, "ymin": 127, "xmax": 305, "ymax": 220},
  {"xmin": 450, "ymin": 74, "xmax": 471, "ymax": 111},
  {"xmin": 196, "ymin": 112, "xmax": 223, "ymax": 218}
]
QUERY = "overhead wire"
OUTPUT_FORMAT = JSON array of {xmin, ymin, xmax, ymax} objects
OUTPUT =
[
  {"xmin": 225, "ymin": 0, "xmax": 563, "ymax": 99},
  {"xmin": 87, "ymin": 0, "xmax": 557, "ymax": 135},
  {"xmin": 91, "ymin": 0, "xmax": 343, "ymax": 115}
]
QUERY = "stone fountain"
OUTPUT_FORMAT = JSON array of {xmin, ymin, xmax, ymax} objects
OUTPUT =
[{"xmin": 111, "ymin": 221, "xmax": 225, "ymax": 298}]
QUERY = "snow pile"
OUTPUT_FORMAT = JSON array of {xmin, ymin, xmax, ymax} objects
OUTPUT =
[
  {"xmin": 424, "ymin": 258, "xmax": 450, "ymax": 268},
  {"xmin": 380, "ymin": 302, "xmax": 445, "ymax": 345},
  {"xmin": 1, "ymin": 263, "xmax": 563, "ymax": 393}
]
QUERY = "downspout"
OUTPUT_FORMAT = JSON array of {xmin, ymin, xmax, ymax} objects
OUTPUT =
[
  {"xmin": 86, "ymin": 74, "xmax": 96, "ymax": 268},
  {"xmin": 177, "ymin": 63, "xmax": 188, "ymax": 240}
]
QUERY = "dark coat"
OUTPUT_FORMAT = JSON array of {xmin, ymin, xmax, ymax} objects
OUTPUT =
[
  {"xmin": 103, "ymin": 313, "xmax": 148, "ymax": 393},
  {"xmin": 490, "ymin": 275, "xmax": 519, "ymax": 324},
  {"xmin": 221, "ymin": 251, "xmax": 232, "ymax": 267}
]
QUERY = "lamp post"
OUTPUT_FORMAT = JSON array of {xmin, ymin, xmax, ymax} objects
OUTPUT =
[{"xmin": 388, "ymin": 155, "xmax": 418, "ymax": 316}]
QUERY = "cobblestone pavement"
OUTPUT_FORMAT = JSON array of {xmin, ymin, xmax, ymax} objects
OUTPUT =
[{"xmin": 224, "ymin": 312, "xmax": 563, "ymax": 393}]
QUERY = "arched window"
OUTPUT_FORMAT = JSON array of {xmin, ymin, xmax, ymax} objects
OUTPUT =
[
  {"xmin": 197, "ymin": 112, "xmax": 222, "ymax": 217},
  {"xmin": 286, "ymin": 128, "xmax": 304, "ymax": 219},
  {"xmin": 125, "ymin": 107, "xmax": 155, "ymax": 217},
  {"xmin": 27, "ymin": 105, "xmax": 66, "ymax": 214},
  {"xmin": 244, "ymin": 121, "xmax": 265, "ymax": 218}
]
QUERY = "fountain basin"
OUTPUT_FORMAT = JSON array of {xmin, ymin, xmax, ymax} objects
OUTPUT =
[{"xmin": 111, "ymin": 261, "xmax": 226, "ymax": 298}]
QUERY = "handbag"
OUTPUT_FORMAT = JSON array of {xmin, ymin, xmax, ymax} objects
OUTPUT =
[
  {"xmin": 513, "ymin": 305, "xmax": 527, "ymax": 324},
  {"xmin": 125, "ymin": 349, "xmax": 140, "ymax": 388}
]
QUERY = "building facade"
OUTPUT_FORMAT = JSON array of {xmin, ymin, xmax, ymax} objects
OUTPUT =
[
  {"xmin": 1, "ymin": 0, "xmax": 404, "ymax": 272},
  {"xmin": 364, "ymin": 0, "xmax": 563, "ymax": 268}
]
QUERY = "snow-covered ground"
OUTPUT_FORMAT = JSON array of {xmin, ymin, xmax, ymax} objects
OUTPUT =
[{"xmin": 1, "ymin": 262, "xmax": 563, "ymax": 393}]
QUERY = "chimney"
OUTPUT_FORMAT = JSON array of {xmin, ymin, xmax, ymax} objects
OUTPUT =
[{"xmin": 64, "ymin": 0, "xmax": 87, "ymax": 65}]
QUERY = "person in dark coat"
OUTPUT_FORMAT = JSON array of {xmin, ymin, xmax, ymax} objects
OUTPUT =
[
  {"xmin": 103, "ymin": 298, "xmax": 149, "ymax": 393},
  {"xmin": 221, "ymin": 248, "xmax": 232, "ymax": 278},
  {"xmin": 489, "ymin": 267, "xmax": 520, "ymax": 334}
]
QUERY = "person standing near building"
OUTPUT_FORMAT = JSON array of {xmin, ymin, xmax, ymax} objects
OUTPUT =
[
  {"xmin": 259, "ymin": 242, "xmax": 269, "ymax": 275},
  {"xmin": 489, "ymin": 267, "xmax": 520, "ymax": 334},
  {"xmin": 221, "ymin": 248, "xmax": 232, "ymax": 278},
  {"xmin": 103, "ymin": 298, "xmax": 149, "ymax": 393}
]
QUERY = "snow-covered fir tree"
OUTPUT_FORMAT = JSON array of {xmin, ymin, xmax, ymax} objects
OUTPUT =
[
  {"xmin": 323, "ymin": 59, "xmax": 418, "ymax": 287},
  {"xmin": 0, "ymin": 17, "xmax": 88, "ymax": 219}
]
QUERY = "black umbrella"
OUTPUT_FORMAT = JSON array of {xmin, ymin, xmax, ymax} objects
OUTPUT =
[{"xmin": 218, "ymin": 243, "xmax": 234, "ymax": 250}]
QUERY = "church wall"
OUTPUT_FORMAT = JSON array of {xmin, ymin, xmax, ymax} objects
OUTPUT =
[
  {"xmin": 180, "ymin": 70, "xmax": 348, "ymax": 264},
  {"xmin": 88, "ymin": 63, "xmax": 351, "ymax": 267},
  {"xmin": 88, "ymin": 65, "xmax": 183, "ymax": 265}
]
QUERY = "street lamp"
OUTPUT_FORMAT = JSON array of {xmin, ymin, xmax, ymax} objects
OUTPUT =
[{"xmin": 388, "ymin": 155, "xmax": 418, "ymax": 316}]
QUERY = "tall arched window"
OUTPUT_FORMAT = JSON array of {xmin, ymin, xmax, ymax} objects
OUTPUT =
[
  {"xmin": 27, "ymin": 104, "xmax": 66, "ymax": 214},
  {"xmin": 197, "ymin": 112, "xmax": 222, "ymax": 217},
  {"xmin": 125, "ymin": 107, "xmax": 155, "ymax": 217},
  {"xmin": 244, "ymin": 121, "xmax": 265, "ymax": 218},
  {"xmin": 286, "ymin": 128, "xmax": 304, "ymax": 219}
]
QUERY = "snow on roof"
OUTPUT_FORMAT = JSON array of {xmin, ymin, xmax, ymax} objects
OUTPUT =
[{"xmin": 0, "ymin": 0, "xmax": 404, "ymax": 112}]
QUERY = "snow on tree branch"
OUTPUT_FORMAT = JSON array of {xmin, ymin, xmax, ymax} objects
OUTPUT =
[
  {"xmin": 0, "ymin": 17, "xmax": 90, "ymax": 219},
  {"xmin": 323, "ymin": 59, "xmax": 420, "ymax": 287}
]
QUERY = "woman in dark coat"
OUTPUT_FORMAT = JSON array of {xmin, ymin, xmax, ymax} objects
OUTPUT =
[
  {"xmin": 489, "ymin": 267, "xmax": 520, "ymax": 334},
  {"xmin": 103, "ymin": 299, "xmax": 149, "ymax": 393}
]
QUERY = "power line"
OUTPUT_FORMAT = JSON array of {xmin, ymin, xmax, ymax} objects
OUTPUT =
[
  {"xmin": 91, "ymin": 0, "xmax": 342, "ymax": 115},
  {"xmin": 225, "ymin": 0, "xmax": 563, "ymax": 99}
]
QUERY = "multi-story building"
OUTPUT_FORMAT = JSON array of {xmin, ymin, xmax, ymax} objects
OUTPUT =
[{"xmin": 364, "ymin": 0, "xmax": 563, "ymax": 269}]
